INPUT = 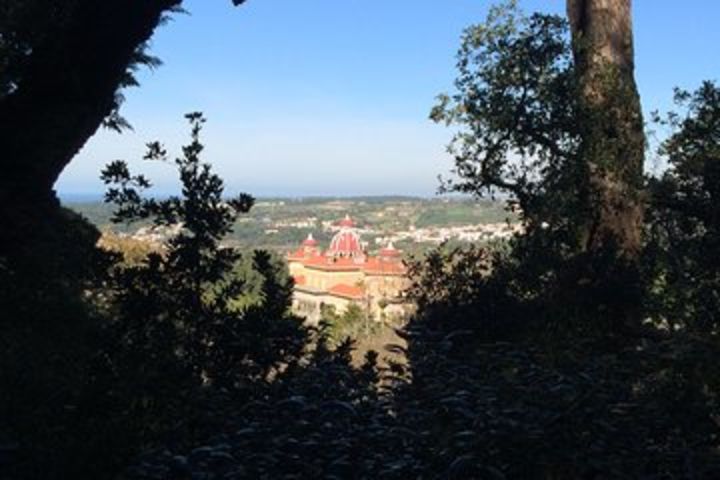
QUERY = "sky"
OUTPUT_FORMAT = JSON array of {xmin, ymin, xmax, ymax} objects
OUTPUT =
[{"xmin": 56, "ymin": 0, "xmax": 720, "ymax": 198}]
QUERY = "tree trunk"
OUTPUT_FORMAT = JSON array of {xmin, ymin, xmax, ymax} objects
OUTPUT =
[
  {"xmin": 0, "ymin": 0, "xmax": 180, "ymax": 266},
  {"xmin": 0, "ymin": 1, "xmax": 179, "ymax": 203},
  {"xmin": 567, "ymin": 0, "xmax": 645, "ymax": 258}
]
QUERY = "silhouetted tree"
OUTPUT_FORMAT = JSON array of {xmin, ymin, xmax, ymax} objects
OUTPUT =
[
  {"xmin": 0, "ymin": 0, "xmax": 247, "ymax": 273},
  {"xmin": 35, "ymin": 112, "xmax": 308, "ymax": 478},
  {"xmin": 101, "ymin": 112, "xmax": 305, "ymax": 389},
  {"xmin": 431, "ymin": 1, "xmax": 645, "ymax": 329},
  {"xmin": 646, "ymin": 81, "xmax": 720, "ymax": 333}
]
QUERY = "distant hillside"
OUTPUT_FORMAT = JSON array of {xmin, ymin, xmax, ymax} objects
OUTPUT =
[{"xmin": 66, "ymin": 197, "xmax": 517, "ymax": 253}]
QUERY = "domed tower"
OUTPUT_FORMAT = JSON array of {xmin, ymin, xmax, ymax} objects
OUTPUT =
[
  {"xmin": 338, "ymin": 214, "xmax": 354, "ymax": 228},
  {"xmin": 379, "ymin": 242, "xmax": 401, "ymax": 263},
  {"xmin": 327, "ymin": 215, "xmax": 364, "ymax": 260},
  {"xmin": 301, "ymin": 233, "xmax": 319, "ymax": 256}
]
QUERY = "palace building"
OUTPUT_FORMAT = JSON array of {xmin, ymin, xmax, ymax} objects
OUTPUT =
[{"xmin": 287, "ymin": 215, "xmax": 410, "ymax": 324}]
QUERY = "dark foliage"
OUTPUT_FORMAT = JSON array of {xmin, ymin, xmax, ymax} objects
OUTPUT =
[
  {"xmin": 430, "ymin": 2, "xmax": 649, "ymax": 335},
  {"xmin": 0, "ymin": 205, "xmax": 112, "ymax": 478},
  {"xmin": 0, "ymin": 113, "xmax": 309, "ymax": 479},
  {"xmin": 646, "ymin": 81, "xmax": 720, "ymax": 333},
  {"xmin": 429, "ymin": 5, "xmax": 589, "ymax": 320},
  {"xmin": 93, "ymin": 112, "xmax": 309, "ymax": 452},
  {"xmin": 430, "ymin": 5, "xmax": 582, "ymax": 238},
  {"xmin": 405, "ymin": 244, "xmax": 527, "ymax": 343},
  {"xmin": 0, "ymin": 0, "xmax": 247, "ymax": 268},
  {"xmin": 126, "ymin": 336, "xmax": 387, "ymax": 480},
  {"xmin": 398, "ymin": 325, "xmax": 720, "ymax": 478},
  {"xmin": 394, "ymin": 4, "xmax": 720, "ymax": 479}
]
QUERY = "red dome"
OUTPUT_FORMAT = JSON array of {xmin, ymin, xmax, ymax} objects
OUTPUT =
[
  {"xmin": 302, "ymin": 233, "xmax": 318, "ymax": 247},
  {"xmin": 379, "ymin": 242, "xmax": 400, "ymax": 258},
  {"xmin": 338, "ymin": 214, "xmax": 355, "ymax": 228},
  {"xmin": 327, "ymin": 229, "xmax": 363, "ymax": 257}
]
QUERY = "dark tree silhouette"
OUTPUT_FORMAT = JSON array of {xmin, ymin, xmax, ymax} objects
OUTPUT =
[
  {"xmin": 0, "ymin": 0, "xmax": 246, "ymax": 260},
  {"xmin": 431, "ymin": 1, "xmax": 646, "ymax": 328}
]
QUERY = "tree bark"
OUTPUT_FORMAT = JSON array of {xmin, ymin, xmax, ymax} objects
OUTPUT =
[
  {"xmin": 0, "ymin": 1, "xmax": 180, "ymax": 207},
  {"xmin": 567, "ymin": 0, "xmax": 645, "ymax": 258},
  {"xmin": 0, "ymin": 0, "xmax": 183, "ymax": 270}
]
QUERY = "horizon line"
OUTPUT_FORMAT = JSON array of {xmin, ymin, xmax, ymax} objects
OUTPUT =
[{"xmin": 57, "ymin": 192, "xmax": 505, "ymax": 203}]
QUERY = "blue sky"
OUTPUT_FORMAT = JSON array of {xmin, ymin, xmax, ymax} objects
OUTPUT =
[{"xmin": 56, "ymin": 0, "xmax": 720, "ymax": 198}]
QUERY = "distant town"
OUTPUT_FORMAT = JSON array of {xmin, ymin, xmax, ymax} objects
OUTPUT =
[
  {"xmin": 67, "ymin": 196, "xmax": 520, "ymax": 258},
  {"xmin": 68, "ymin": 196, "xmax": 520, "ymax": 330}
]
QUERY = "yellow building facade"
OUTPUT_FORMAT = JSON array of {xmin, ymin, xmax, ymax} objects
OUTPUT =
[{"xmin": 287, "ymin": 216, "xmax": 410, "ymax": 324}]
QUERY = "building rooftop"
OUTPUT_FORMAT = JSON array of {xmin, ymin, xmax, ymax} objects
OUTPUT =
[
  {"xmin": 327, "ymin": 283, "xmax": 365, "ymax": 300},
  {"xmin": 288, "ymin": 215, "xmax": 407, "ymax": 277}
]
